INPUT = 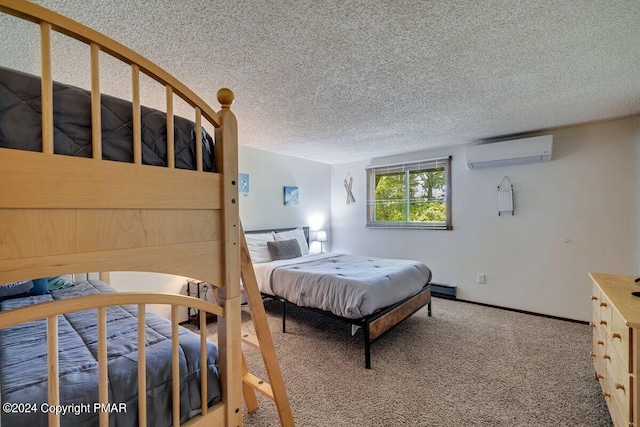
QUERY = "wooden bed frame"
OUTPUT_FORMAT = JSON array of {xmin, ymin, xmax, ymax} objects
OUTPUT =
[
  {"xmin": 0, "ymin": 1, "xmax": 244, "ymax": 425},
  {"xmin": 247, "ymin": 227, "xmax": 432, "ymax": 369}
]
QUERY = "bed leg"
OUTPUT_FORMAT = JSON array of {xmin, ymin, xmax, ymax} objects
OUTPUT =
[
  {"xmin": 428, "ymin": 301, "xmax": 432, "ymax": 317},
  {"xmin": 364, "ymin": 323, "xmax": 371, "ymax": 369},
  {"xmin": 282, "ymin": 299, "xmax": 287, "ymax": 333}
]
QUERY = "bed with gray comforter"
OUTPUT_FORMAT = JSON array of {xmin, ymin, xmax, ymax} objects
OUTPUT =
[
  {"xmin": 0, "ymin": 280, "xmax": 220, "ymax": 427},
  {"xmin": 0, "ymin": 66, "xmax": 215, "ymax": 171},
  {"xmin": 254, "ymin": 253, "xmax": 432, "ymax": 319}
]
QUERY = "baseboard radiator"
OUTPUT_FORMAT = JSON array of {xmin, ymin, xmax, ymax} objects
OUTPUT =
[{"xmin": 430, "ymin": 283, "xmax": 457, "ymax": 299}]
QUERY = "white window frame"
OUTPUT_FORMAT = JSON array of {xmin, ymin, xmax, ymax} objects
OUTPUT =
[{"xmin": 366, "ymin": 156, "xmax": 452, "ymax": 230}]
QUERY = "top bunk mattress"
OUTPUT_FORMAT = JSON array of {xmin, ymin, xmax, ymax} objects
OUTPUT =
[{"xmin": 0, "ymin": 66, "xmax": 216, "ymax": 171}]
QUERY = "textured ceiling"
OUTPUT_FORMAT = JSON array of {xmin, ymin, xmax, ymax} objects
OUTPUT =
[{"xmin": 1, "ymin": 0, "xmax": 639, "ymax": 164}]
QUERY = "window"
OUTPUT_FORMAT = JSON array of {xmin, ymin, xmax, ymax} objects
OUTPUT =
[{"xmin": 366, "ymin": 156, "xmax": 451, "ymax": 230}]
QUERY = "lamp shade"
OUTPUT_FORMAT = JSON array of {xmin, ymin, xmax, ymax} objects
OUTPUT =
[{"xmin": 316, "ymin": 230, "xmax": 327, "ymax": 242}]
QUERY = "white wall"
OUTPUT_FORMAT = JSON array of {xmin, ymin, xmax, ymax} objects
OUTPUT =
[
  {"xmin": 109, "ymin": 145, "xmax": 332, "ymax": 319},
  {"xmin": 109, "ymin": 272, "xmax": 193, "ymax": 320},
  {"xmin": 636, "ymin": 118, "xmax": 640, "ymax": 272},
  {"xmin": 331, "ymin": 116, "xmax": 640, "ymax": 321},
  {"xmin": 238, "ymin": 146, "xmax": 332, "ymax": 251}
]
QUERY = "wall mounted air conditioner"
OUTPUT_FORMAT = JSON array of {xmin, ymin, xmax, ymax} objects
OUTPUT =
[{"xmin": 465, "ymin": 135, "xmax": 553, "ymax": 169}]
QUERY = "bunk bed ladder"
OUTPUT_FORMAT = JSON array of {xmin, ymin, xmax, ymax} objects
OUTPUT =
[{"xmin": 239, "ymin": 226, "xmax": 295, "ymax": 427}]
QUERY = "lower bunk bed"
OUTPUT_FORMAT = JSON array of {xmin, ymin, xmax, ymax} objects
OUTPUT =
[
  {"xmin": 0, "ymin": 279, "xmax": 221, "ymax": 427},
  {"xmin": 246, "ymin": 227, "xmax": 433, "ymax": 369}
]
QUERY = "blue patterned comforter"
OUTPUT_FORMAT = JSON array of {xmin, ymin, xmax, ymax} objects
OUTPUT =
[{"xmin": 0, "ymin": 280, "xmax": 220, "ymax": 427}]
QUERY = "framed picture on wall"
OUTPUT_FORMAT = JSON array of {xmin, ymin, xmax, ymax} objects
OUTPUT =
[
  {"xmin": 283, "ymin": 186, "xmax": 299, "ymax": 206},
  {"xmin": 239, "ymin": 173, "xmax": 250, "ymax": 196}
]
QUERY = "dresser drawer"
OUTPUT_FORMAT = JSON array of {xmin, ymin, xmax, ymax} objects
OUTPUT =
[
  {"xmin": 592, "ymin": 284, "xmax": 601, "ymax": 312},
  {"xmin": 593, "ymin": 325, "xmax": 606, "ymax": 350},
  {"xmin": 592, "ymin": 304, "xmax": 606, "ymax": 376},
  {"xmin": 599, "ymin": 292, "xmax": 613, "ymax": 327},
  {"xmin": 592, "ymin": 331, "xmax": 606, "ymax": 375},
  {"xmin": 608, "ymin": 309, "xmax": 633, "ymax": 374},
  {"xmin": 606, "ymin": 355, "xmax": 632, "ymax": 425}
]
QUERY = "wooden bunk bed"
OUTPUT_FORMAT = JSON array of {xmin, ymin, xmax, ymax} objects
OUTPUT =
[{"xmin": 0, "ymin": 1, "xmax": 292, "ymax": 426}]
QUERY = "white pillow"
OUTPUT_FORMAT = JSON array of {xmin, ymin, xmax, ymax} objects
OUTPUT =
[
  {"xmin": 273, "ymin": 228, "xmax": 309, "ymax": 255},
  {"xmin": 245, "ymin": 232, "xmax": 275, "ymax": 263}
]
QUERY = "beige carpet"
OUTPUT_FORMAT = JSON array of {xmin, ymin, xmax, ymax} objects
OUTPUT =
[{"xmin": 192, "ymin": 297, "xmax": 613, "ymax": 427}]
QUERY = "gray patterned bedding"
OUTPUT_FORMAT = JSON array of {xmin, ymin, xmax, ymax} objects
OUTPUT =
[
  {"xmin": 0, "ymin": 66, "xmax": 215, "ymax": 171},
  {"xmin": 254, "ymin": 253, "xmax": 432, "ymax": 319},
  {"xmin": 0, "ymin": 280, "xmax": 220, "ymax": 427}
]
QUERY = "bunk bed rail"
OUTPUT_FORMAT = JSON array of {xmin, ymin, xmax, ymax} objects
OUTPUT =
[
  {"xmin": 0, "ymin": 0, "xmax": 243, "ymax": 424},
  {"xmin": 0, "ymin": 292, "xmax": 225, "ymax": 427},
  {"xmin": 0, "ymin": 0, "xmax": 222, "ymax": 137}
]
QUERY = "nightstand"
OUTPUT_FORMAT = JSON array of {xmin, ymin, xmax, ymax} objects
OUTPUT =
[{"xmin": 186, "ymin": 279, "xmax": 217, "ymax": 328}]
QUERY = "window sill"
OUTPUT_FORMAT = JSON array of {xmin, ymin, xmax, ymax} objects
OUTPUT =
[{"xmin": 366, "ymin": 224, "xmax": 453, "ymax": 230}]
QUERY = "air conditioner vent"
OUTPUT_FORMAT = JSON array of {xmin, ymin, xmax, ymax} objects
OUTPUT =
[{"xmin": 466, "ymin": 135, "xmax": 553, "ymax": 169}]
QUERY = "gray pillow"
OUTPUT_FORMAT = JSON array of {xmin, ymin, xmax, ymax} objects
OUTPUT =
[{"xmin": 267, "ymin": 239, "xmax": 302, "ymax": 260}]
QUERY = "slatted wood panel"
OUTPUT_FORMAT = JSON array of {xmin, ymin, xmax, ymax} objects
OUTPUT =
[
  {"xmin": 167, "ymin": 85, "xmax": 175, "ymax": 168},
  {"xmin": 137, "ymin": 305, "xmax": 148, "ymax": 426},
  {"xmin": 98, "ymin": 307, "xmax": 109, "ymax": 426},
  {"xmin": 90, "ymin": 42, "xmax": 102, "ymax": 158},
  {"xmin": 132, "ymin": 64, "xmax": 142, "ymax": 164},
  {"xmin": 47, "ymin": 316, "xmax": 60, "ymax": 427},
  {"xmin": 0, "ymin": 209, "xmax": 220, "ymax": 256},
  {"xmin": 172, "ymin": 306, "xmax": 180, "ymax": 426},
  {"xmin": 0, "ymin": 149, "xmax": 222, "ymax": 210},
  {"xmin": 199, "ymin": 311, "xmax": 209, "ymax": 417},
  {"xmin": 39, "ymin": 21, "xmax": 53, "ymax": 153},
  {"xmin": 0, "ymin": 241, "xmax": 225, "ymax": 288},
  {"xmin": 195, "ymin": 108, "xmax": 203, "ymax": 172}
]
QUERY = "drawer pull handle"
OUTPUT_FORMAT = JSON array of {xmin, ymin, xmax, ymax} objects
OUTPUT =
[
  {"xmin": 603, "ymin": 391, "xmax": 611, "ymax": 398},
  {"xmin": 590, "ymin": 322, "xmax": 596, "ymax": 328},
  {"xmin": 600, "ymin": 320, "xmax": 607, "ymax": 326},
  {"xmin": 604, "ymin": 354, "xmax": 611, "ymax": 360},
  {"xmin": 591, "ymin": 296, "xmax": 598, "ymax": 301},
  {"xmin": 600, "ymin": 302, "xmax": 608, "ymax": 307},
  {"xmin": 590, "ymin": 352, "xmax": 596, "ymax": 358},
  {"xmin": 597, "ymin": 340, "xmax": 605, "ymax": 346},
  {"xmin": 615, "ymin": 383, "xmax": 625, "ymax": 391},
  {"xmin": 612, "ymin": 332, "xmax": 622, "ymax": 340},
  {"xmin": 596, "ymin": 373, "xmax": 604, "ymax": 380}
]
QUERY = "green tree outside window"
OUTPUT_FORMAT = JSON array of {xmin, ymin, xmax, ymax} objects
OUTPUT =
[{"xmin": 367, "ymin": 157, "xmax": 451, "ymax": 230}]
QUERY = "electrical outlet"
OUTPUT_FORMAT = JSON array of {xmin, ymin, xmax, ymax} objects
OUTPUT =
[{"xmin": 477, "ymin": 274, "xmax": 485, "ymax": 284}]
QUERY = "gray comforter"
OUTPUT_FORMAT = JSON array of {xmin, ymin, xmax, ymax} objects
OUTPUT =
[
  {"xmin": 0, "ymin": 280, "xmax": 220, "ymax": 427},
  {"xmin": 0, "ymin": 66, "xmax": 215, "ymax": 171},
  {"xmin": 255, "ymin": 253, "xmax": 432, "ymax": 318}
]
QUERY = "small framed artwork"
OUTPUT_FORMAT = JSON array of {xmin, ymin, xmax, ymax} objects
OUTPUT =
[
  {"xmin": 239, "ymin": 173, "xmax": 250, "ymax": 196},
  {"xmin": 283, "ymin": 186, "xmax": 299, "ymax": 206}
]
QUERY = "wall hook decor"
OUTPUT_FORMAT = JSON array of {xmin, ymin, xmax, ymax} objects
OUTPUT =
[
  {"xmin": 498, "ymin": 176, "xmax": 514, "ymax": 216},
  {"xmin": 344, "ymin": 172, "xmax": 356, "ymax": 205}
]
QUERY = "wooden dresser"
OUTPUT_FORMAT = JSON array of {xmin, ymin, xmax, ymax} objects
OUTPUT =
[{"xmin": 590, "ymin": 272, "xmax": 640, "ymax": 426}]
